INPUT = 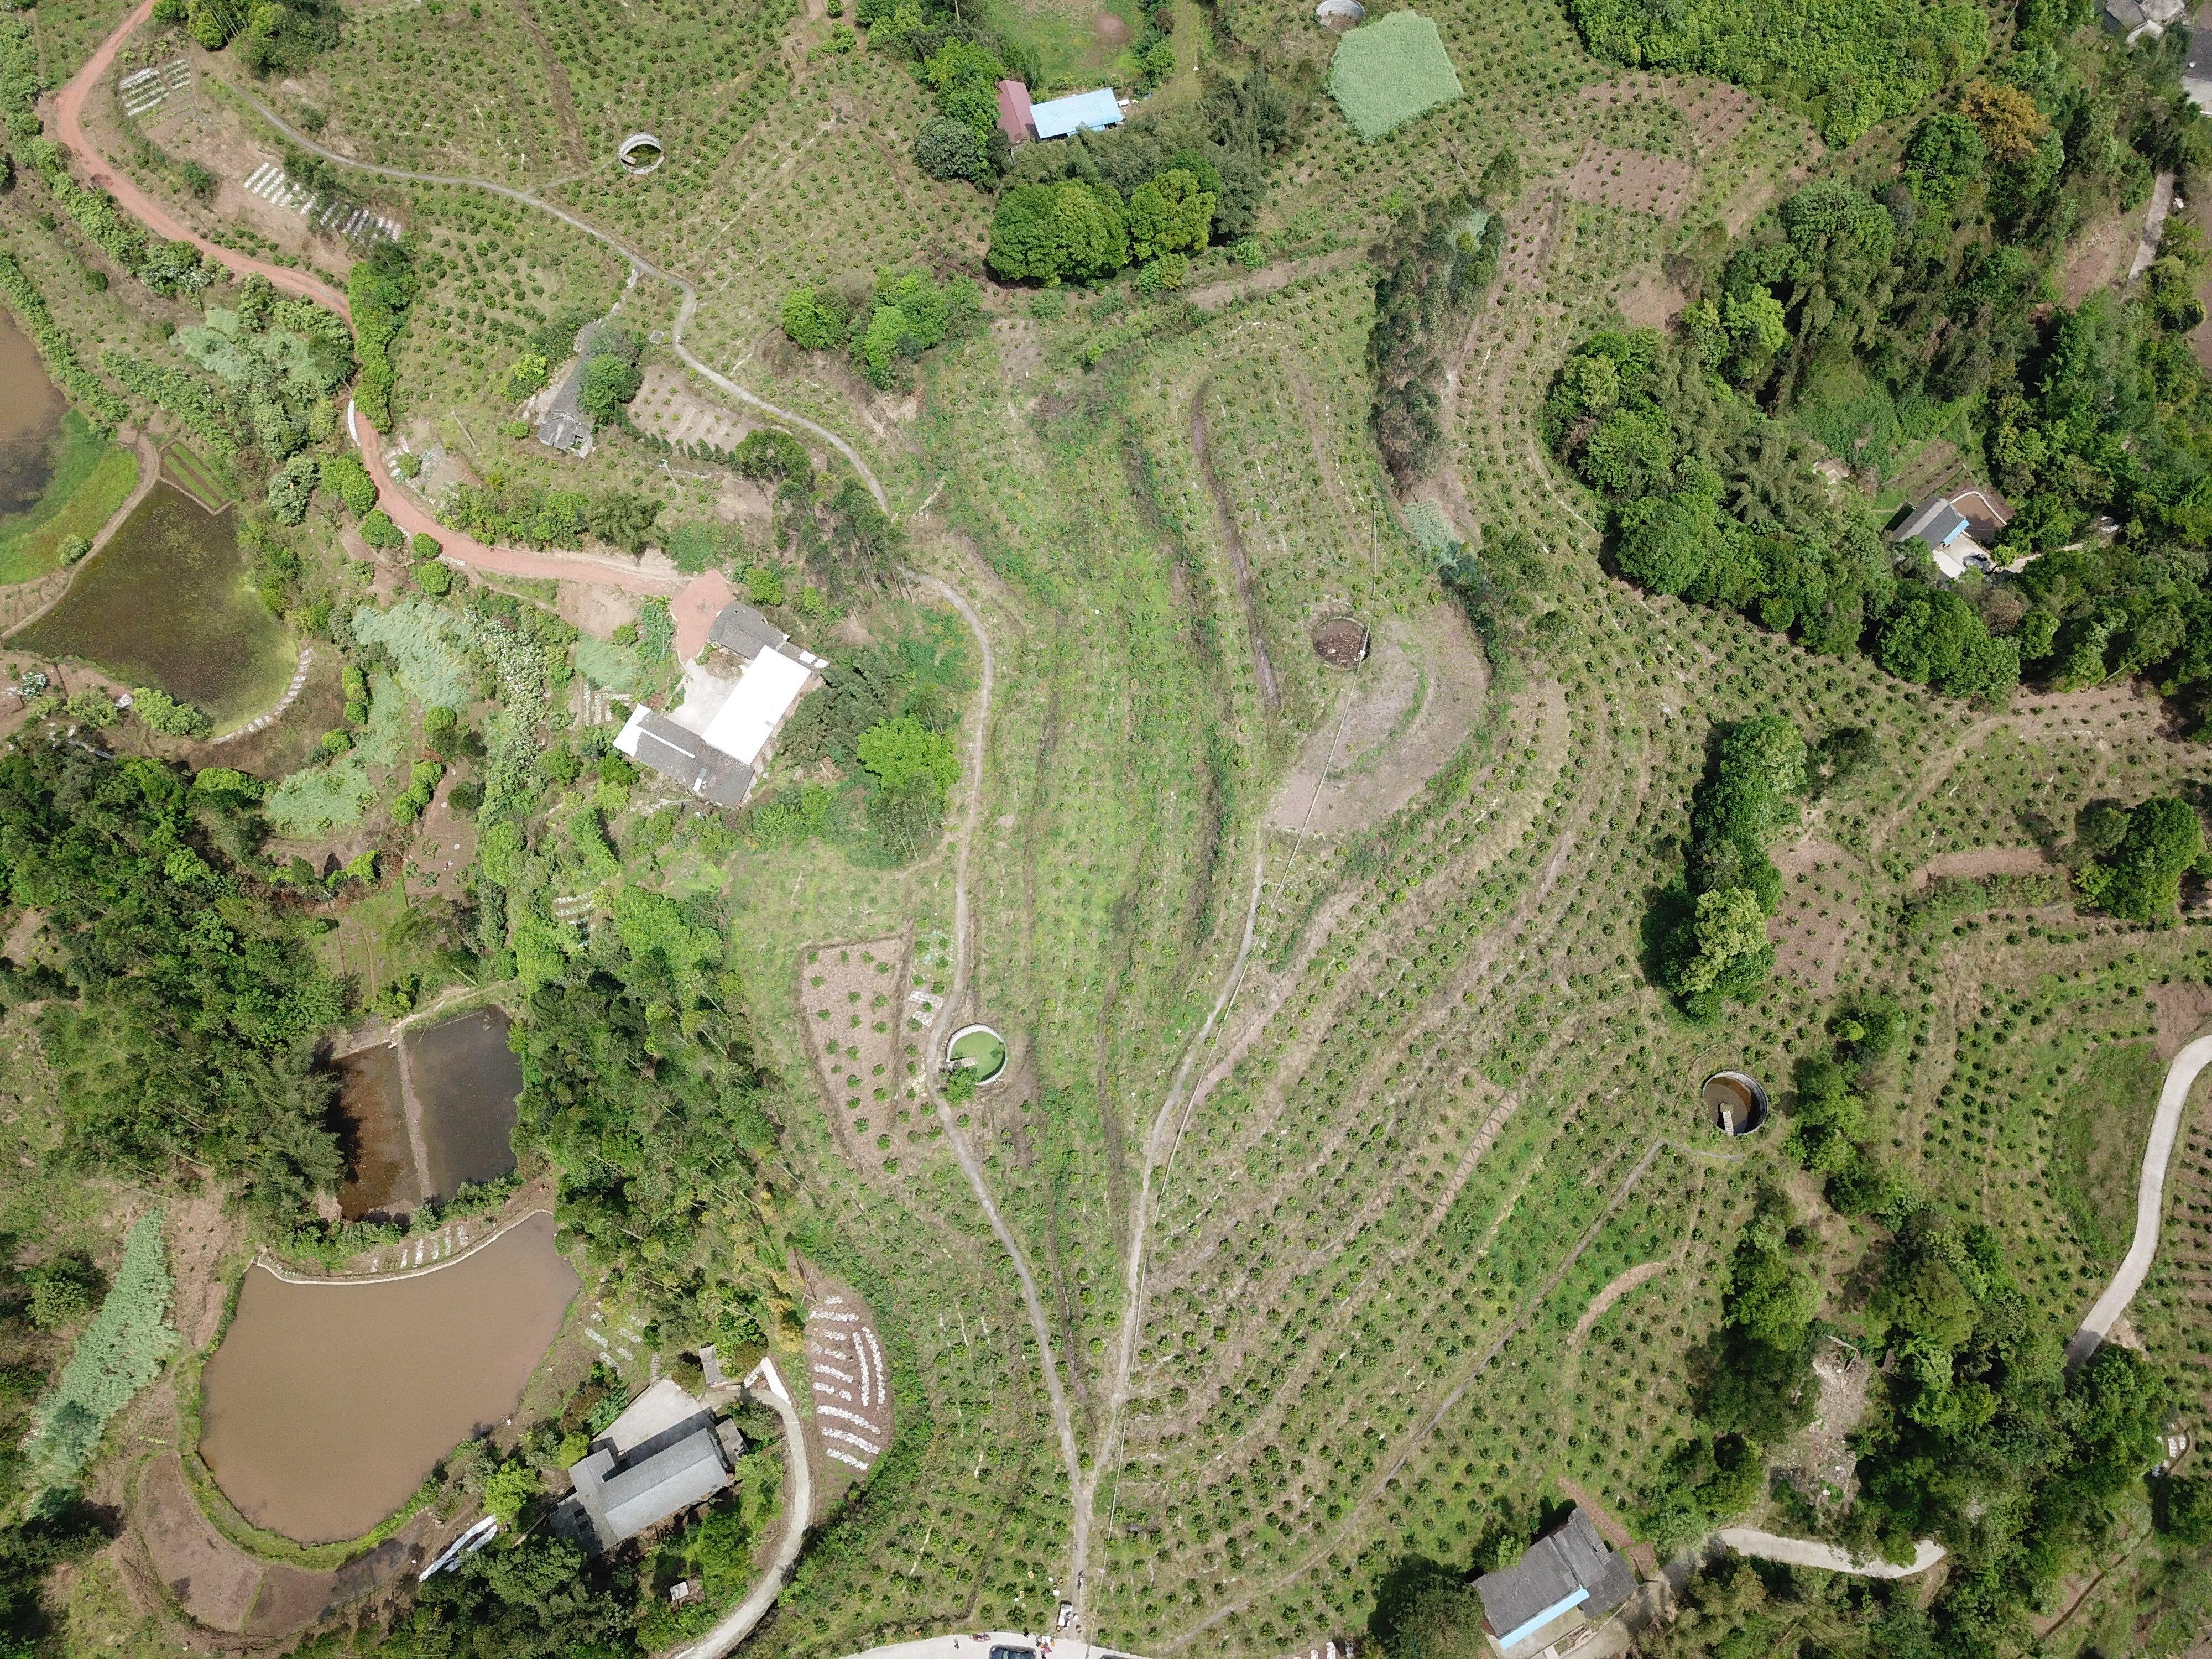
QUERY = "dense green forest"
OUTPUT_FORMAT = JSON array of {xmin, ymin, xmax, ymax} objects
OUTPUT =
[
  {"xmin": 0, "ymin": 744, "xmax": 343, "ymax": 1217},
  {"xmin": 1542, "ymin": 8, "xmax": 2212, "ymax": 717},
  {"xmin": 1568, "ymin": 0, "xmax": 1990, "ymax": 145}
]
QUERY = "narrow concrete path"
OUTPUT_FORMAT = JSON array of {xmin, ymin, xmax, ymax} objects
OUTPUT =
[
  {"xmin": 1717, "ymin": 1528, "xmax": 1945, "ymax": 1579},
  {"xmin": 672, "ymin": 1356, "xmax": 813, "ymax": 1659},
  {"xmin": 814, "ymin": 1638, "xmax": 1149, "ymax": 1659},
  {"xmin": 2067, "ymin": 1031, "xmax": 2212, "ymax": 1365}
]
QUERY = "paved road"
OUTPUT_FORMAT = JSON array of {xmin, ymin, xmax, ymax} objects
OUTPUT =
[
  {"xmin": 817, "ymin": 1636, "xmax": 1146, "ymax": 1659},
  {"xmin": 672, "ymin": 1357, "xmax": 813, "ymax": 1659},
  {"xmin": 1717, "ymin": 1528, "xmax": 1945, "ymax": 1579},
  {"xmin": 2067, "ymin": 1032, "xmax": 2212, "ymax": 1365}
]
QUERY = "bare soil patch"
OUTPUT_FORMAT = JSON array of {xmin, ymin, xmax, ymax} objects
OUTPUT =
[
  {"xmin": 800, "ymin": 1266, "xmax": 894, "ymax": 1507},
  {"xmin": 244, "ymin": 1527, "xmax": 427, "ymax": 1638},
  {"xmin": 1578, "ymin": 72, "xmax": 1756, "ymax": 148},
  {"xmin": 2059, "ymin": 211, "xmax": 2136, "ymax": 307},
  {"xmin": 134, "ymin": 1454, "xmax": 260, "ymax": 1632},
  {"xmin": 1269, "ymin": 601, "xmax": 1486, "ymax": 837},
  {"xmin": 797, "ymin": 937, "xmax": 919, "ymax": 1179},
  {"xmin": 1614, "ymin": 263, "xmax": 1687, "ymax": 328},
  {"xmin": 2150, "ymin": 983, "xmax": 2212, "ymax": 1062},
  {"xmin": 1093, "ymin": 8, "xmax": 1130, "ymax": 43},
  {"xmin": 556, "ymin": 583, "xmax": 639, "ymax": 639},
  {"xmin": 1563, "ymin": 142, "xmax": 1698, "ymax": 221},
  {"xmin": 1311, "ymin": 615, "xmax": 1368, "ymax": 670},
  {"xmin": 1770, "ymin": 837, "xmax": 1863, "ymax": 998}
]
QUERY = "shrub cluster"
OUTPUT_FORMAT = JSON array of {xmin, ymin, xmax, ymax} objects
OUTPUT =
[{"xmin": 1657, "ymin": 717, "xmax": 1803, "ymax": 1016}]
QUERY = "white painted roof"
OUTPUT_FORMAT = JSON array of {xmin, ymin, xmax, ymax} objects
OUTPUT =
[{"xmin": 700, "ymin": 646, "xmax": 813, "ymax": 766}]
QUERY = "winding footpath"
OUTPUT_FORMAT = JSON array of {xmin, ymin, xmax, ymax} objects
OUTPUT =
[
  {"xmin": 2067, "ymin": 1031, "xmax": 2212, "ymax": 1365},
  {"xmin": 903, "ymin": 569, "xmax": 1094, "ymax": 1594},
  {"xmin": 55, "ymin": 3, "xmax": 890, "ymax": 594}
]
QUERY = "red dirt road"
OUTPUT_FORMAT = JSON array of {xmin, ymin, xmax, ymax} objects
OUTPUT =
[
  {"xmin": 58, "ymin": 3, "xmax": 726, "ymax": 630},
  {"xmin": 347, "ymin": 403, "xmax": 687, "ymax": 601},
  {"xmin": 53, "ymin": 0, "xmax": 353, "ymax": 321}
]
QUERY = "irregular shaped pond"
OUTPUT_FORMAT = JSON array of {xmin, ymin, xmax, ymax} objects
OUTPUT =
[
  {"xmin": 197, "ymin": 1212, "xmax": 577, "ymax": 1545},
  {"xmin": 14, "ymin": 481, "xmax": 291, "ymax": 723}
]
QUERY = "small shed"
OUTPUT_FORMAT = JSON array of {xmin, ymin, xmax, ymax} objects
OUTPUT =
[
  {"xmin": 535, "ymin": 360, "xmax": 592, "ymax": 457},
  {"xmin": 997, "ymin": 77, "xmax": 1035, "ymax": 146},
  {"xmin": 1030, "ymin": 87, "xmax": 1124, "ymax": 140}
]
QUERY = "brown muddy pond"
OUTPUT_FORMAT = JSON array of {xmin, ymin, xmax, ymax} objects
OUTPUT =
[
  {"xmin": 331, "ymin": 1045, "xmax": 418, "ymax": 1223},
  {"xmin": 328, "ymin": 1009, "xmax": 521, "ymax": 1220},
  {"xmin": 14, "ymin": 481, "xmax": 291, "ymax": 723},
  {"xmin": 0, "ymin": 311, "xmax": 66, "ymax": 526},
  {"xmin": 197, "ymin": 1212, "xmax": 578, "ymax": 1545},
  {"xmin": 412, "ymin": 1008, "xmax": 523, "ymax": 1197}
]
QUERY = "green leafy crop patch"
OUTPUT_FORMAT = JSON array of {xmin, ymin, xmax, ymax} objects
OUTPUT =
[{"xmin": 1325, "ymin": 12, "xmax": 1464, "ymax": 140}]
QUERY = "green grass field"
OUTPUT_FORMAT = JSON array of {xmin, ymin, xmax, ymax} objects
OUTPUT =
[
  {"xmin": 986, "ymin": 0, "xmax": 1144, "ymax": 89},
  {"xmin": 0, "ymin": 424, "xmax": 137, "ymax": 585},
  {"xmin": 1326, "ymin": 11, "xmax": 1465, "ymax": 139}
]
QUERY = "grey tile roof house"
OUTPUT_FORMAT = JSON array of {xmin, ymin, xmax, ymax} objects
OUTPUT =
[
  {"xmin": 553, "ymin": 1381, "xmax": 738, "ymax": 1554},
  {"xmin": 2104, "ymin": 0, "xmax": 2185, "ymax": 42},
  {"xmin": 536, "ymin": 358, "xmax": 593, "ymax": 457},
  {"xmin": 616, "ymin": 707, "xmax": 754, "ymax": 807},
  {"xmin": 1472, "ymin": 1509, "xmax": 1636, "ymax": 1659},
  {"xmin": 612, "ymin": 601, "xmax": 828, "ymax": 808}
]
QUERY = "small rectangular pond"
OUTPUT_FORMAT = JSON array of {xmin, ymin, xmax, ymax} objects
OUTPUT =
[
  {"xmin": 330, "ymin": 1008, "xmax": 523, "ymax": 1219},
  {"xmin": 330, "ymin": 1044, "xmax": 418, "ymax": 1223},
  {"xmin": 407, "ymin": 1006, "xmax": 523, "ymax": 1196}
]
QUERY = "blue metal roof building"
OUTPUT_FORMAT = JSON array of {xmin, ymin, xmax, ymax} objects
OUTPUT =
[{"xmin": 1030, "ymin": 87, "xmax": 1124, "ymax": 139}]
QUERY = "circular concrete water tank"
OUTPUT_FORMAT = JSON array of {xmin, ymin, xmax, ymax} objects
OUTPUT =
[
  {"xmin": 618, "ymin": 133, "xmax": 665, "ymax": 174},
  {"xmin": 1316, "ymin": 0, "xmax": 1364, "ymax": 27},
  {"xmin": 946, "ymin": 1023, "xmax": 1008, "ymax": 1085},
  {"xmin": 1703, "ymin": 1071, "xmax": 1769, "ymax": 1136}
]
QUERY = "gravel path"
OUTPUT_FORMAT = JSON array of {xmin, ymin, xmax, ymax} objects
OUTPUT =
[
  {"xmin": 2067, "ymin": 1031, "xmax": 2212, "ymax": 1365},
  {"xmin": 1717, "ymin": 1528, "xmax": 1945, "ymax": 1579}
]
